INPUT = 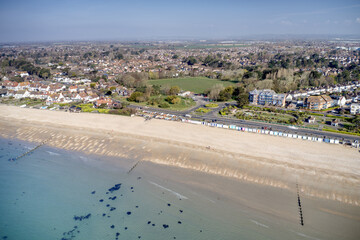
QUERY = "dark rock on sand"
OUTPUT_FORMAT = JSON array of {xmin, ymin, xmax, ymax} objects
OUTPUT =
[{"xmin": 108, "ymin": 184, "xmax": 121, "ymax": 193}]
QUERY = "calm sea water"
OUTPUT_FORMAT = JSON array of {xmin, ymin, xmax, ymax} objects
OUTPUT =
[
  {"xmin": 0, "ymin": 137, "xmax": 353, "ymax": 240},
  {"xmin": 0, "ymin": 137, "xmax": 250, "ymax": 240}
]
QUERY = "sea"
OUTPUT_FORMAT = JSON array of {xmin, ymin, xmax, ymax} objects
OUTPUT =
[{"xmin": 0, "ymin": 137, "xmax": 358, "ymax": 240}]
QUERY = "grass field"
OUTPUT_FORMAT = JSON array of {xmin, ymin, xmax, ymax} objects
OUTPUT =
[{"xmin": 148, "ymin": 77, "xmax": 238, "ymax": 94}]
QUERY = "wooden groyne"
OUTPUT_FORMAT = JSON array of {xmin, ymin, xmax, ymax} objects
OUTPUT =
[
  {"xmin": 9, "ymin": 140, "xmax": 48, "ymax": 162},
  {"xmin": 127, "ymin": 160, "xmax": 141, "ymax": 174},
  {"xmin": 296, "ymin": 182, "xmax": 304, "ymax": 226}
]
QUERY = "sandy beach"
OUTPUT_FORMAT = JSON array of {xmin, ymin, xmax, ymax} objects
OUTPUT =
[
  {"xmin": 0, "ymin": 104, "xmax": 359, "ymax": 205},
  {"xmin": 1, "ymin": 104, "xmax": 360, "ymax": 239}
]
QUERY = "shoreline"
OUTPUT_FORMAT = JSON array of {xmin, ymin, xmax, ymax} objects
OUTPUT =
[{"xmin": 0, "ymin": 104, "xmax": 360, "ymax": 206}]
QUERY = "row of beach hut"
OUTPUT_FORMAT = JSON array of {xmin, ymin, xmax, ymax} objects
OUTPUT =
[{"xmin": 183, "ymin": 119, "xmax": 359, "ymax": 147}]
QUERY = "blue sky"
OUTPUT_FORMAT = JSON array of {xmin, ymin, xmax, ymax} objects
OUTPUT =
[{"xmin": 0, "ymin": 0, "xmax": 359, "ymax": 42}]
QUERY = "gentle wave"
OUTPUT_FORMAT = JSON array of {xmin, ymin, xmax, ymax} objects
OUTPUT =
[
  {"xmin": 46, "ymin": 151, "xmax": 60, "ymax": 156},
  {"xmin": 250, "ymin": 220, "xmax": 269, "ymax": 228},
  {"xmin": 293, "ymin": 231, "xmax": 321, "ymax": 240},
  {"xmin": 148, "ymin": 181, "xmax": 188, "ymax": 200}
]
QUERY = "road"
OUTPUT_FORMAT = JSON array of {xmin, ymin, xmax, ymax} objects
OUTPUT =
[{"xmin": 128, "ymin": 101, "xmax": 360, "ymax": 142}]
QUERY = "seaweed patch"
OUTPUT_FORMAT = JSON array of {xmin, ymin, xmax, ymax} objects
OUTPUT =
[
  {"xmin": 73, "ymin": 213, "xmax": 91, "ymax": 221},
  {"xmin": 108, "ymin": 184, "xmax": 121, "ymax": 193}
]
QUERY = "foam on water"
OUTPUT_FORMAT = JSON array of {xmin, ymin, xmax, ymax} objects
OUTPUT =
[
  {"xmin": 251, "ymin": 220, "xmax": 270, "ymax": 229},
  {"xmin": 149, "ymin": 181, "xmax": 189, "ymax": 200},
  {"xmin": 46, "ymin": 151, "xmax": 60, "ymax": 156}
]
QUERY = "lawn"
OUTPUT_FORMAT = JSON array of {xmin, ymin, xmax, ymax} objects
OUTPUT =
[
  {"xmin": 148, "ymin": 77, "xmax": 238, "ymax": 94},
  {"xmin": 125, "ymin": 96, "xmax": 196, "ymax": 111},
  {"xmin": 233, "ymin": 109, "xmax": 297, "ymax": 124},
  {"xmin": 78, "ymin": 103, "xmax": 109, "ymax": 113}
]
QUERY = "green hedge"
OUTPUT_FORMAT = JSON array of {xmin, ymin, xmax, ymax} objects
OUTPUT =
[
  {"xmin": 326, "ymin": 114, "xmax": 353, "ymax": 121},
  {"xmin": 309, "ymin": 112, "xmax": 323, "ymax": 116},
  {"xmin": 323, "ymin": 128, "xmax": 360, "ymax": 136},
  {"xmin": 205, "ymin": 103, "xmax": 219, "ymax": 108}
]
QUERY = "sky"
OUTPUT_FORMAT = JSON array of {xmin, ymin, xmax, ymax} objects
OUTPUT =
[{"xmin": 0, "ymin": 0, "xmax": 360, "ymax": 42}]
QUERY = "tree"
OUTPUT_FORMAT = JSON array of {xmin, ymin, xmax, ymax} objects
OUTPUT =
[
  {"xmin": 122, "ymin": 75, "xmax": 136, "ymax": 87},
  {"xmin": 236, "ymin": 94, "xmax": 249, "ymax": 108},
  {"xmin": 208, "ymin": 84, "xmax": 224, "ymax": 101},
  {"xmin": 128, "ymin": 92, "xmax": 144, "ymax": 102},
  {"xmin": 148, "ymin": 71, "xmax": 159, "ymax": 79},
  {"xmin": 232, "ymin": 86, "xmax": 245, "ymax": 98},
  {"xmin": 218, "ymin": 86, "xmax": 234, "ymax": 101},
  {"xmin": 169, "ymin": 86, "xmax": 180, "ymax": 95},
  {"xmin": 39, "ymin": 68, "xmax": 51, "ymax": 79},
  {"xmin": 114, "ymin": 52, "xmax": 124, "ymax": 60},
  {"xmin": 185, "ymin": 56, "xmax": 197, "ymax": 66},
  {"xmin": 166, "ymin": 95, "xmax": 181, "ymax": 104},
  {"xmin": 152, "ymin": 85, "xmax": 161, "ymax": 95},
  {"xmin": 328, "ymin": 61, "xmax": 339, "ymax": 69}
]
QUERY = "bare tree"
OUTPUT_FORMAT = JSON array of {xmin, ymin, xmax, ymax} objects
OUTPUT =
[{"xmin": 208, "ymin": 84, "xmax": 224, "ymax": 101}]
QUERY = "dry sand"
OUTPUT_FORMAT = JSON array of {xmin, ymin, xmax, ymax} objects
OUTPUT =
[{"xmin": 0, "ymin": 105, "xmax": 360, "ymax": 206}]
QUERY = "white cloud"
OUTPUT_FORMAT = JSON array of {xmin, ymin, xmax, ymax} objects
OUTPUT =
[{"xmin": 356, "ymin": 17, "xmax": 360, "ymax": 23}]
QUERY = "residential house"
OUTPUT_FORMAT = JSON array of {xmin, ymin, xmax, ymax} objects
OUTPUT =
[
  {"xmin": 17, "ymin": 81, "xmax": 31, "ymax": 90},
  {"xmin": 249, "ymin": 89, "xmax": 286, "ymax": 107},
  {"xmin": 272, "ymin": 94, "xmax": 287, "ymax": 107},
  {"xmin": 22, "ymin": 90, "xmax": 31, "ymax": 98},
  {"xmin": 48, "ymin": 84, "xmax": 66, "ymax": 93},
  {"xmin": 74, "ymin": 92, "xmax": 89, "ymax": 102},
  {"xmin": 306, "ymin": 116, "xmax": 316, "ymax": 123},
  {"xmin": 116, "ymin": 86, "xmax": 132, "ymax": 96},
  {"xmin": 304, "ymin": 95, "xmax": 334, "ymax": 110},
  {"xmin": 39, "ymin": 84, "xmax": 50, "ymax": 93},
  {"xmin": 88, "ymin": 93, "xmax": 99, "ymax": 102},
  {"xmin": 5, "ymin": 81, "xmax": 18, "ymax": 90},
  {"xmin": 28, "ymin": 83, "xmax": 40, "ymax": 92},
  {"xmin": 331, "ymin": 95, "xmax": 346, "ymax": 107},
  {"xmin": 0, "ymin": 88, "xmax": 7, "ymax": 97},
  {"xmin": 94, "ymin": 97, "xmax": 113, "ymax": 108},
  {"xmin": 331, "ymin": 119, "xmax": 339, "ymax": 127},
  {"xmin": 46, "ymin": 93, "xmax": 60, "ymax": 105},
  {"xmin": 350, "ymin": 103, "xmax": 360, "ymax": 115},
  {"xmin": 17, "ymin": 71, "xmax": 29, "ymax": 78},
  {"xmin": 6, "ymin": 90, "xmax": 15, "ymax": 97},
  {"xmin": 14, "ymin": 90, "xmax": 26, "ymax": 99},
  {"xmin": 69, "ymin": 85, "xmax": 78, "ymax": 93},
  {"xmin": 178, "ymin": 91, "xmax": 192, "ymax": 97},
  {"xmin": 29, "ymin": 91, "xmax": 47, "ymax": 99}
]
